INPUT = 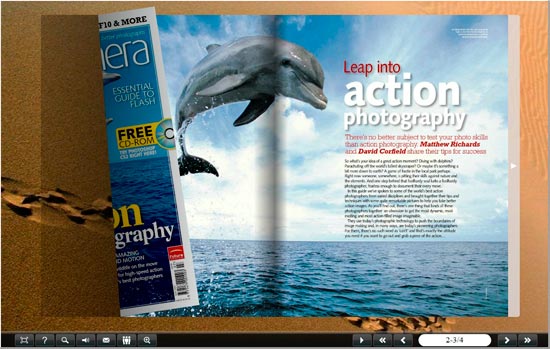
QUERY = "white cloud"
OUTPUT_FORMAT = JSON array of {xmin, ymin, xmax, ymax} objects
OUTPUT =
[
  {"xmin": 453, "ymin": 109, "xmax": 508, "ymax": 177},
  {"xmin": 285, "ymin": 16, "xmax": 307, "ymax": 31},
  {"xmin": 282, "ymin": 110, "xmax": 317, "ymax": 152}
]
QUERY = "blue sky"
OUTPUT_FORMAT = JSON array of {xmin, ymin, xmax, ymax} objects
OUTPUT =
[{"xmin": 157, "ymin": 15, "xmax": 509, "ymax": 242}]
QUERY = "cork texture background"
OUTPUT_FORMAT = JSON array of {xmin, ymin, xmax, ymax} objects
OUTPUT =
[{"xmin": 1, "ymin": 1, "xmax": 547, "ymax": 333}]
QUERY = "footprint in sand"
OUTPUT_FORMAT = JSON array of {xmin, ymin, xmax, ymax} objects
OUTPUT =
[{"xmin": 1, "ymin": 176, "xmax": 113, "ymax": 232}]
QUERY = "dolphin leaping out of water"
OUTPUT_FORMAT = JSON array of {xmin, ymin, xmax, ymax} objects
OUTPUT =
[{"xmin": 176, "ymin": 36, "xmax": 328, "ymax": 177}]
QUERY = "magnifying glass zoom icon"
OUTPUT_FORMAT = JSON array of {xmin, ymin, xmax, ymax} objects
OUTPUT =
[
  {"xmin": 61, "ymin": 337, "xmax": 69, "ymax": 344},
  {"xmin": 144, "ymin": 337, "xmax": 151, "ymax": 344}
]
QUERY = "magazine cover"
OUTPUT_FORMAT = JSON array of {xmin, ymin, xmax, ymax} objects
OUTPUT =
[
  {"xmin": 152, "ymin": 14, "xmax": 519, "ymax": 318},
  {"xmin": 98, "ymin": 8, "xmax": 199, "ymax": 316}
]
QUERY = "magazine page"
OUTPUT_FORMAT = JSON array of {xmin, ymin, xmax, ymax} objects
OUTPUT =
[
  {"xmin": 99, "ymin": 7, "xmax": 199, "ymax": 316},
  {"xmin": 152, "ymin": 14, "xmax": 517, "ymax": 318}
]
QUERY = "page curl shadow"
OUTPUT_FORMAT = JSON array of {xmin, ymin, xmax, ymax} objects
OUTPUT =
[{"xmin": 41, "ymin": 15, "xmax": 119, "ymax": 317}]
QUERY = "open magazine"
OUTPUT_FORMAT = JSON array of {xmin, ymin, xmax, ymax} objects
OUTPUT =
[{"xmin": 100, "ymin": 8, "xmax": 519, "ymax": 317}]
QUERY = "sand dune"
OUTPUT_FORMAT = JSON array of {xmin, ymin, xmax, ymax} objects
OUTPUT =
[
  {"xmin": 2, "ymin": 176, "xmax": 113, "ymax": 232},
  {"xmin": 346, "ymin": 316, "xmax": 455, "ymax": 332}
]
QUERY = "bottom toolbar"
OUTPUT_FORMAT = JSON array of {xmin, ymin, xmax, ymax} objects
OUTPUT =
[{"xmin": 3, "ymin": 333, "xmax": 548, "ymax": 347}]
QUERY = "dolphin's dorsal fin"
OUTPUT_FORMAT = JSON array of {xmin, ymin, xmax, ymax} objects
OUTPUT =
[
  {"xmin": 233, "ymin": 95, "xmax": 275, "ymax": 127},
  {"xmin": 196, "ymin": 74, "xmax": 248, "ymax": 96},
  {"xmin": 206, "ymin": 44, "xmax": 220, "ymax": 54}
]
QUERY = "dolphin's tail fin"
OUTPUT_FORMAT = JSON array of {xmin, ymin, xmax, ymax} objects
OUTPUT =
[{"xmin": 178, "ymin": 154, "xmax": 219, "ymax": 177}]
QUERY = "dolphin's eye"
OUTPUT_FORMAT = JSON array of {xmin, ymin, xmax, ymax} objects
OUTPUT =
[{"xmin": 281, "ymin": 59, "xmax": 291, "ymax": 67}]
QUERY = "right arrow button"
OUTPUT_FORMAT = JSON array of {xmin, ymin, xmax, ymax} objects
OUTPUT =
[
  {"xmin": 498, "ymin": 334, "xmax": 517, "ymax": 347},
  {"xmin": 352, "ymin": 334, "xmax": 372, "ymax": 347}
]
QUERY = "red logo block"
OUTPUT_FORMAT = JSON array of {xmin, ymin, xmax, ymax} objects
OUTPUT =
[{"xmin": 168, "ymin": 245, "xmax": 185, "ymax": 261}]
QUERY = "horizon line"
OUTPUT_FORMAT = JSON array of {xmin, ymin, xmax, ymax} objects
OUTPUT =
[{"xmin": 189, "ymin": 238, "xmax": 508, "ymax": 243}]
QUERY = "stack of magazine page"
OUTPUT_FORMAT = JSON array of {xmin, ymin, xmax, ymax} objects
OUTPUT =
[{"xmin": 99, "ymin": 8, "xmax": 519, "ymax": 318}]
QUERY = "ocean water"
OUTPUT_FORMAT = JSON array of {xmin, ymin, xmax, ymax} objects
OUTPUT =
[
  {"xmin": 110, "ymin": 157, "xmax": 180, "ymax": 228},
  {"xmin": 153, "ymin": 240, "xmax": 508, "ymax": 317}
]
